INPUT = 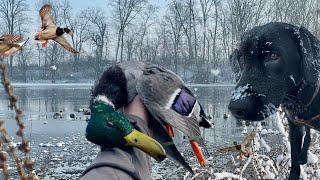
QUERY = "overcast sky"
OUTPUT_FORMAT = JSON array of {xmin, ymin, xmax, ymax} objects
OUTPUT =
[
  {"xmin": 24, "ymin": 0, "xmax": 167, "ymax": 56},
  {"xmin": 27, "ymin": 0, "xmax": 107, "ymax": 11},
  {"xmin": 26, "ymin": 0, "xmax": 167, "ymax": 31},
  {"xmin": 26, "ymin": 0, "xmax": 166, "ymax": 13}
]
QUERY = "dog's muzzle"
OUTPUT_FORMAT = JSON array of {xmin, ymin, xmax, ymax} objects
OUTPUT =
[{"xmin": 228, "ymin": 84, "xmax": 274, "ymax": 121}]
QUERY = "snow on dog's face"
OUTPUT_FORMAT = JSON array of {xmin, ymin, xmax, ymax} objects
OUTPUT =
[{"xmin": 228, "ymin": 22, "xmax": 305, "ymax": 121}]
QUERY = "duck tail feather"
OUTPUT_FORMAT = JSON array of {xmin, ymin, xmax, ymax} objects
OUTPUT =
[{"xmin": 151, "ymin": 120, "xmax": 194, "ymax": 174}]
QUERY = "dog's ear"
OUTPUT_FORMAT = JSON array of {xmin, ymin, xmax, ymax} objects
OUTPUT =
[
  {"xmin": 229, "ymin": 49, "xmax": 241, "ymax": 82},
  {"xmin": 295, "ymin": 26, "xmax": 320, "ymax": 85}
]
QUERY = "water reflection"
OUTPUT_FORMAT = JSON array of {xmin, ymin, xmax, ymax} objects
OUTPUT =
[
  {"xmin": 0, "ymin": 86, "xmax": 91, "ymax": 137},
  {"xmin": 0, "ymin": 85, "xmax": 273, "ymax": 146},
  {"xmin": 0, "ymin": 85, "xmax": 293, "ymax": 180}
]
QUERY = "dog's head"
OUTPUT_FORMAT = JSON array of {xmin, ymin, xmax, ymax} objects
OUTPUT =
[{"xmin": 228, "ymin": 22, "xmax": 320, "ymax": 121}]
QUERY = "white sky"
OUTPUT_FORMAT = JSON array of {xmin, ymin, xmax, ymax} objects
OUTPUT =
[{"xmin": 26, "ymin": 0, "xmax": 167, "ymax": 32}]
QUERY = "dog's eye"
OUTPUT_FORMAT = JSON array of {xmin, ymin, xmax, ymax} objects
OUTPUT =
[
  {"xmin": 264, "ymin": 52, "xmax": 283, "ymax": 75},
  {"xmin": 269, "ymin": 53, "xmax": 279, "ymax": 60}
]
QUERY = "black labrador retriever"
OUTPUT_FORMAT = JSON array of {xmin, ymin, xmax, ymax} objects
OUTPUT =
[{"xmin": 228, "ymin": 22, "xmax": 320, "ymax": 179}]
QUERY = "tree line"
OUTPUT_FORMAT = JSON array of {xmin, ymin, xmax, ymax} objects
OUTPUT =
[{"xmin": 0, "ymin": 0, "xmax": 319, "ymax": 83}]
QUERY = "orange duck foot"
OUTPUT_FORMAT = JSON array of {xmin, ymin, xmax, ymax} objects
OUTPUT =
[
  {"xmin": 42, "ymin": 40, "xmax": 48, "ymax": 48},
  {"xmin": 190, "ymin": 140, "xmax": 206, "ymax": 167}
]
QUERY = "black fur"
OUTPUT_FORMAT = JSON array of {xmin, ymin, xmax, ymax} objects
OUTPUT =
[
  {"xmin": 228, "ymin": 22, "xmax": 320, "ymax": 179},
  {"xmin": 92, "ymin": 65, "xmax": 128, "ymax": 109}
]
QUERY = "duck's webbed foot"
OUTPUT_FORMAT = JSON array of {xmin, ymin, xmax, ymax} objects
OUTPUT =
[{"xmin": 190, "ymin": 140, "xmax": 206, "ymax": 167}]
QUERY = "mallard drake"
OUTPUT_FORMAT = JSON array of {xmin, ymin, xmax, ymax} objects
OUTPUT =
[
  {"xmin": 0, "ymin": 35, "xmax": 28, "ymax": 59},
  {"xmin": 34, "ymin": 4, "xmax": 79, "ymax": 54},
  {"xmin": 89, "ymin": 61, "xmax": 213, "ymax": 173},
  {"xmin": 86, "ymin": 95, "xmax": 166, "ymax": 162},
  {"xmin": 218, "ymin": 131, "xmax": 256, "ymax": 159}
]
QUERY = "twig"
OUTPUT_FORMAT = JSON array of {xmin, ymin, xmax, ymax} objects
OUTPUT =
[
  {"xmin": 0, "ymin": 62, "xmax": 38, "ymax": 179},
  {"xmin": 240, "ymin": 156, "xmax": 252, "ymax": 179}
]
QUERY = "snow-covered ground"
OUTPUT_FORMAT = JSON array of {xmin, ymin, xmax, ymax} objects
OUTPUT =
[{"xmin": 20, "ymin": 119, "xmax": 319, "ymax": 180}]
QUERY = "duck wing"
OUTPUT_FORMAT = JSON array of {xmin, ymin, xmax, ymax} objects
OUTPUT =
[
  {"xmin": 218, "ymin": 146, "xmax": 238, "ymax": 153},
  {"xmin": 136, "ymin": 65, "xmax": 203, "ymax": 143},
  {"xmin": 39, "ymin": 4, "xmax": 56, "ymax": 29},
  {"xmin": 53, "ymin": 36, "xmax": 79, "ymax": 53},
  {"xmin": 118, "ymin": 61, "xmax": 146, "ymax": 103},
  {"xmin": 2, "ymin": 46, "xmax": 20, "ymax": 57},
  {"xmin": 150, "ymin": 117, "xmax": 194, "ymax": 174},
  {"xmin": 0, "ymin": 35, "xmax": 23, "ymax": 44},
  {"xmin": 181, "ymin": 87, "xmax": 213, "ymax": 128}
]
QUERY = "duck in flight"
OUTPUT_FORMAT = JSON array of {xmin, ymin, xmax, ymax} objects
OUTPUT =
[
  {"xmin": 218, "ymin": 131, "xmax": 256, "ymax": 159},
  {"xmin": 0, "ymin": 35, "xmax": 28, "ymax": 59},
  {"xmin": 34, "ymin": 4, "xmax": 79, "ymax": 54}
]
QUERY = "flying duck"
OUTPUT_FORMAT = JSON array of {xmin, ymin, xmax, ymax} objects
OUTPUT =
[
  {"xmin": 218, "ymin": 131, "xmax": 256, "ymax": 159},
  {"xmin": 88, "ymin": 61, "xmax": 213, "ymax": 173},
  {"xmin": 34, "ymin": 4, "xmax": 79, "ymax": 54},
  {"xmin": 0, "ymin": 35, "xmax": 28, "ymax": 59}
]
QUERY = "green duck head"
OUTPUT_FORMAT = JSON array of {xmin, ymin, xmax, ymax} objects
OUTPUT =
[{"xmin": 86, "ymin": 99, "xmax": 166, "ymax": 162}]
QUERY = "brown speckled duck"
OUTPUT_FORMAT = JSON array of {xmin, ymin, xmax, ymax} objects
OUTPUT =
[
  {"xmin": 218, "ymin": 131, "xmax": 256, "ymax": 159},
  {"xmin": 0, "ymin": 35, "xmax": 28, "ymax": 59},
  {"xmin": 34, "ymin": 4, "xmax": 79, "ymax": 54}
]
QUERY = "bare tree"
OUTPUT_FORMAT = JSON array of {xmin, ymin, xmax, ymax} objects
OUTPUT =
[
  {"xmin": 172, "ymin": 0, "xmax": 193, "ymax": 73},
  {"xmin": 136, "ymin": 5, "xmax": 155, "ymax": 62},
  {"xmin": 110, "ymin": 0, "xmax": 146, "ymax": 62},
  {"xmin": 82, "ymin": 7, "xmax": 108, "ymax": 76},
  {"xmin": 5, "ymin": 0, "xmax": 320, "ymax": 84},
  {"xmin": 165, "ymin": 3, "xmax": 183, "ymax": 72},
  {"xmin": 270, "ymin": 0, "xmax": 316, "ymax": 29},
  {"xmin": 199, "ymin": 0, "xmax": 213, "ymax": 63}
]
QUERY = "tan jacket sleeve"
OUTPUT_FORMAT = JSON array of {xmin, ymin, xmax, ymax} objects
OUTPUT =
[{"xmin": 81, "ymin": 165, "xmax": 134, "ymax": 180}]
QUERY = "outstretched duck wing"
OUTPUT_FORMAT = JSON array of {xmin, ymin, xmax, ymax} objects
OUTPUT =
[
  {"xmin": 39, "ymin": 4, "xmax": 56, "ymax": 29},
  {"xmin": 136, "ymin": 65, "xmax": 203, "ymax": 143},
  {"xmin": 0, "ymin": 35, "xmax": 23, "ymax": 45},
  {"xmin": 218, "ymin": 146, "xmax": 238, "ymax": 153},
  {"xmin": 54, "ymin": 36, "xmax": 79, "ymax": 53}
]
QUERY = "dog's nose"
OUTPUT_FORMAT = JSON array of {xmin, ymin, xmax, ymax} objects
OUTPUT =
[
  {"xmin": 228, "ymin": 94, "xmax": 265, "ymax": 121},
  {"xmin": 228, "ymin": 99, "xmax": 249, "ymax": 119}
]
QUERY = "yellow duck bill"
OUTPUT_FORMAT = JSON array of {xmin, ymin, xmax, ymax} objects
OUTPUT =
[{"xmin": 124, "ymin": 129, "xmax": 166, "ymax": 162}]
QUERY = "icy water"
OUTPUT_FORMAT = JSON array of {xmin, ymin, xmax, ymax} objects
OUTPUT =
[
  {"xmin": 0, "ymin": 85, "xmax": 307, "ymax": 179},
  {"xmin": 1, "ymin": 84, "xmax": 253, "ymax": 144}
]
